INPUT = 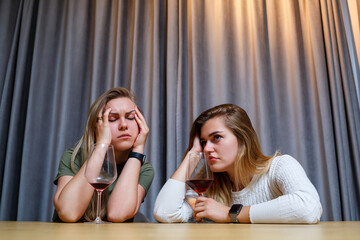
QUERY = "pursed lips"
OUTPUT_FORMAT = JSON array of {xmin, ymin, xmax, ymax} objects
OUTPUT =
[
  {"xmin": 118, "ymin": 133, "xmax": 131, "ymax": 139},
  {"xmin": 208, "ymin": 156, "xmax": 218, "ymax": 163}
]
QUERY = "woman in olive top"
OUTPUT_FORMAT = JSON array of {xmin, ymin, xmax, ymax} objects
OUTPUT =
[{"xmin": 53, "ymin": 87, "xmax": 154, "ymax": 223}]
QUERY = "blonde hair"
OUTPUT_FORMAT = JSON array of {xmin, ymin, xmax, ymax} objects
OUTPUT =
[
  {"xmin": 71, "ymin": 87, "xmax": 136, "ymax": 221},
  {"xmin": 185, "ymin": 104, "xmax": 278, "ymax": 206}
]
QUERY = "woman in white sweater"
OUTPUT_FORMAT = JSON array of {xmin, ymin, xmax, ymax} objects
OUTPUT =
[{"xmin": 153, "ymin": 104, "xmax": 322, "ymax": 223}]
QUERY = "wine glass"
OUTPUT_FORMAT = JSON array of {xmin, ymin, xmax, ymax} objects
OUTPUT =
[
  {"xmin": 186, "ymin": 152, "xmax": 214, "ymax": 222},
  {"xmin": 84, "ymin": 144, "xmax": 117, "ymax": 224}
]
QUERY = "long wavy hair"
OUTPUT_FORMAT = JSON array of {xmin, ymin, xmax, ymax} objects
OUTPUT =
[
  {"xmin": 185, "ymin": 104, "xmax": 278, "ymax": 206},
  {"xmin": 70, "ymin": 87, "xmax": 136, "ymax": 222}
]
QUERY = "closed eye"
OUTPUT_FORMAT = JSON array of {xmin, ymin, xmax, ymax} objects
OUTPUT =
[
  {"xmin": 126, "ymin": 111, "xmax": 136, "ymax": 120},
  {"xmin": 126, "ymin": 113, "xmax": 135, "ymax": 120},
  {"xmin": 109, "ymin": 112, "xmax": 119, "ymax": 122},
  {"xmin": 108, "ymin": 117, "xmax": 118, "ymax": 122}
]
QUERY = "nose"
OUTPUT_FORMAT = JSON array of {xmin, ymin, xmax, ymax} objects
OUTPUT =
[
  {"xmin": 203, "ymin": 141, "xmax": 214, "ymax": 153},
  {"xmin": 118, "ymin": 117, "xmax": 128, "ymax": 130}
]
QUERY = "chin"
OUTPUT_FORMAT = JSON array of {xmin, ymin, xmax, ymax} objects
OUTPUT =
[
  {"xmin": 112, "ymin": 142, "xmax": 134, "ymax": 152},
  {"xmin": 210, "ymin": 166, "xmax": 221, "ymax": 173},
  {"xmin": 210, "ymin": 165, "xmax": 226, "ymax": 173}
]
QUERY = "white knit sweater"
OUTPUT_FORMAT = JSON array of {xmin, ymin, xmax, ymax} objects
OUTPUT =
[{"xmin": 153, "ymin": 155, "xmax": 322, "ymax": 223}]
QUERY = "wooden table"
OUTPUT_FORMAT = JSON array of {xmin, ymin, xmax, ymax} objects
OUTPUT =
[{"xmin": 1, "ymin": 221, "xmax": 359, "ymax": 240}]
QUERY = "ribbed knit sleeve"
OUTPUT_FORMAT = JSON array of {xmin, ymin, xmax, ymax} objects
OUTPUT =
[
  {"xmin": 248, "ymin": 155, "xmax": 322, "ymax": 223},
  {"xmin": 153, "ymin": 179, "xmax": 193, "ymax": 222}
]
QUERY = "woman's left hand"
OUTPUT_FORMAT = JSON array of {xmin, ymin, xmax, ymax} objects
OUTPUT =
[
  {"xmin": 132, "ymin": 106, "xmax": 149, "ymax": 153},
  {"xmin": 193, "ymin": 196, "xmax": 231, "ymax": 223}
]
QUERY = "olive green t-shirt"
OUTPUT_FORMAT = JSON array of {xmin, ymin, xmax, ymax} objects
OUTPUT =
[{"xmin": 52, "ymin": 148, "xmax": 154, "ymax": 222}]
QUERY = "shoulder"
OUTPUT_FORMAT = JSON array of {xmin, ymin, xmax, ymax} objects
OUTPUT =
[
  {"xmin": 54, "ymin": 148, "xmax": 81, "ymax": 185},
  {"xmin": 268, "ymin": 154, "xmax": 306, "ymax": 177},
  {"xmin": 270, "ymin": 154, "xmax": 302, "ymax": 170},
  {"xmin": 59, "ymin": 148, "xmax": 82, "ymax": 166},
  {"xmin": 59, "ymin": 148, "xmax": 74, "ymax": 166},
  {"xmin": 268, "ymin": 154, "xmax": 310, "ymax": 185}
]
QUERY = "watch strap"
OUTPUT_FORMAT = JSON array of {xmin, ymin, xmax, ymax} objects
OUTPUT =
[
  {"xmin": 229, "ymin": 204, "xmax": 243, "ymax": 223},
  {"xmin": 128, "ymin": 151, "xmax": 146, "ymax": 165}
]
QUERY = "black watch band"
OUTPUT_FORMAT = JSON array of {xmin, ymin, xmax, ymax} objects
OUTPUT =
[
  {"xmin": 128, "ymin": 152, "xmax": 146, "ymax": 165},
  {"xmin": 229, "ymin": 204, "xmax": 243, "ymax": 223}
]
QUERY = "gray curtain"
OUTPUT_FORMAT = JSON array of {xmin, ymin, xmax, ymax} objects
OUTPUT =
[{"xmin": 0, "ymin": 0, "xmax": 359, "ymax": 222}]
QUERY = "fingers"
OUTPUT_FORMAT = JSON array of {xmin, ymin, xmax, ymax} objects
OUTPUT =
[
  {"xmin": 134, "ymin": 106, "xmax": 149, "ymax": 134},
  {"xmin": 97, "ymin": 108, "xmax": 111, "ymax": 123},
  {"xmin": 131, "ymin": 106, "xmax": 149, "ymax": 152},
  {"xmin": 194, "ymin": 197, "xmax": 207, "ymax": 211},
  {"xmin": 195, "ymin": 196, "xmax": 207, "ymax": 203},
  {"xmin": 102, "ymin": 108, "xmax": 111, "ymax": 123},
  {"xmin": 190, "ymin": 136, "xmax": 202, "ymax": 153}
]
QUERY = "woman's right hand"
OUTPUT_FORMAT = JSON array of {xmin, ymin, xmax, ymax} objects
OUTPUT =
[
  {"xmin": 95, "ymin": 107, "xmax": 112, "ymax": 145},
  {"xmin": 189, "ymin": 136, "xmax": 202, "ymax": 154},
  {"xmin": 170, "ymin": 136, "xmax": 202, "ymax": 182}
]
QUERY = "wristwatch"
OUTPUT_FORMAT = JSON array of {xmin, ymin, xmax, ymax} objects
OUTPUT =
[
  {"xmin": 128, "ymin": 151, "xmax": 146, "ymax": 165},
  {"xmin": 229, "ymin": 204, "xmax": 243, "ymax": 223}
]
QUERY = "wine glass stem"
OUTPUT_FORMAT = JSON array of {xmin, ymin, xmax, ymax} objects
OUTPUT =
[
  {"xmin": 197, "ymin": 193, "xmax": 203, "ymax": 222},
  {"xmin": 96, "ymin": 190, "xmax": 102, "ymax": 220}
]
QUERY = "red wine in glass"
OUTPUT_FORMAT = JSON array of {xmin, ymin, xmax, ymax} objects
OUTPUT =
[
  {"xmin": 85, "ymin": 144, "xmax": 117, "ymax": 224},
  {"xmin": 90, "ymin": 182, "xmax": 111, "ymax": 191},
  {"xmin": 186, "ymin": 153, "xmax": 214, "ymax": 222},
  {"xmin": 186, "ymin": 179, "xmax": 214, "ymax": 196}
]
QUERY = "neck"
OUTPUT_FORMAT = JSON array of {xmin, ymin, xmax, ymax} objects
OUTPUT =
[
  {"xmin": 226, "ymin": 169, "xmax": 235, "ymax": 183},
  {"xmin": 115, "ymin": 149, "xmax": 131, "ymax": 164},
  {"xmin": 227, "ymin": 171, "xmax": 252, "ymax": 191}
]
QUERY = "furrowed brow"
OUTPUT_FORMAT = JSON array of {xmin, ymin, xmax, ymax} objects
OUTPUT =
[
  {"xmin": 208, "ymin": 131, "xmax": 223, "ymax": 137},
  {"xmin": 125, "ymin": 110, "xmax": 135, "ymax": 116},
  {"xmin": 109, "ymin": 112, "xmax": 120, "ymax": 117}
]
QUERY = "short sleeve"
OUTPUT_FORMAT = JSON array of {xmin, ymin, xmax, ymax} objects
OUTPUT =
[
  {"xmin": 138, "ymin": 162, "xmax": 154, "ymax": 194},
  {"xmin": 53, "ymin": 148, "xmax": 82, "ymax": 185}
]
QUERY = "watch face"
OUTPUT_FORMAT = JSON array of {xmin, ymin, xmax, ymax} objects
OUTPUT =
[
  {"xmin": 229, "ymin": 204, "xmax": 243, "ymax": 223},
  {"xmin": 230, "ymin": 204, "xmax": 243, "ymax": 213}
]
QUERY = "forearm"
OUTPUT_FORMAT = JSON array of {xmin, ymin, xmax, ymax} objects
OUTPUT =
[
  {"xmin": 250, "ymin": 192, "xmax": 322, "ymax": 223},
  {"xmin": 170, "ymin": 151, "xmax": 193, "ymax": 182},
  {"xmin": 237, "ymin": 206, "xmax": 251, "ymax": 223},
  {"xmin": 250, "ymin": 155, "xmax": 323, "ymax": 223},
  {"xmin": 54, "ymin": 146, "xmax": 109, "ymax": 222},
  {"xmin": 54, "ymin": 169, "xmax": 94, "ymax": 222},
  {"xmin": 107, "ymin": 158, "xmax": 142, "ymax": 222},
  {"xmin": 153, "ymin": 179, "xmax": 192, "ymax": 222}
]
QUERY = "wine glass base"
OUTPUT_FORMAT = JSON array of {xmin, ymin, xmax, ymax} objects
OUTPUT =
[
  {"xmin": 187, "ymin": 217, "xmax": 214, "ymax": 223},
  {"xmin": 84, "ymin": 218, "xmax": 112, "ymax": 224}
]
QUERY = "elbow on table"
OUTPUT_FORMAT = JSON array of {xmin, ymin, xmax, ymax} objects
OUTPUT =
[
  {"xmin": 153, "ymin": 211, "xmax": 169, "ymax": 223},
  {"xmin": 107, "ymin": 209, "xmax": 137, "ymax": 223},
  {"xmin": 57, "ymin": 209, "xmax": 83, "ymax": 223},
  {"xmin": 297, "ymin": 205, "xmax": 322, "ymax": 224},
  {"xmin": 299, "ymin": 214, "xmax": 321, "ymax": 224},
  {"xmin": 54, "ymin": 199, "xmax": 84, "ymax": 223},
  {"xmin": 292, "ymin": 196, "xmax": 323, "ymax": 223},
  {"xmin": 153, "ymin": 203, "xmax": 170, "ymax": 222},
  {"xmin": 153, "ymin": 207, "xmax": 185, "ymax": 223}
]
